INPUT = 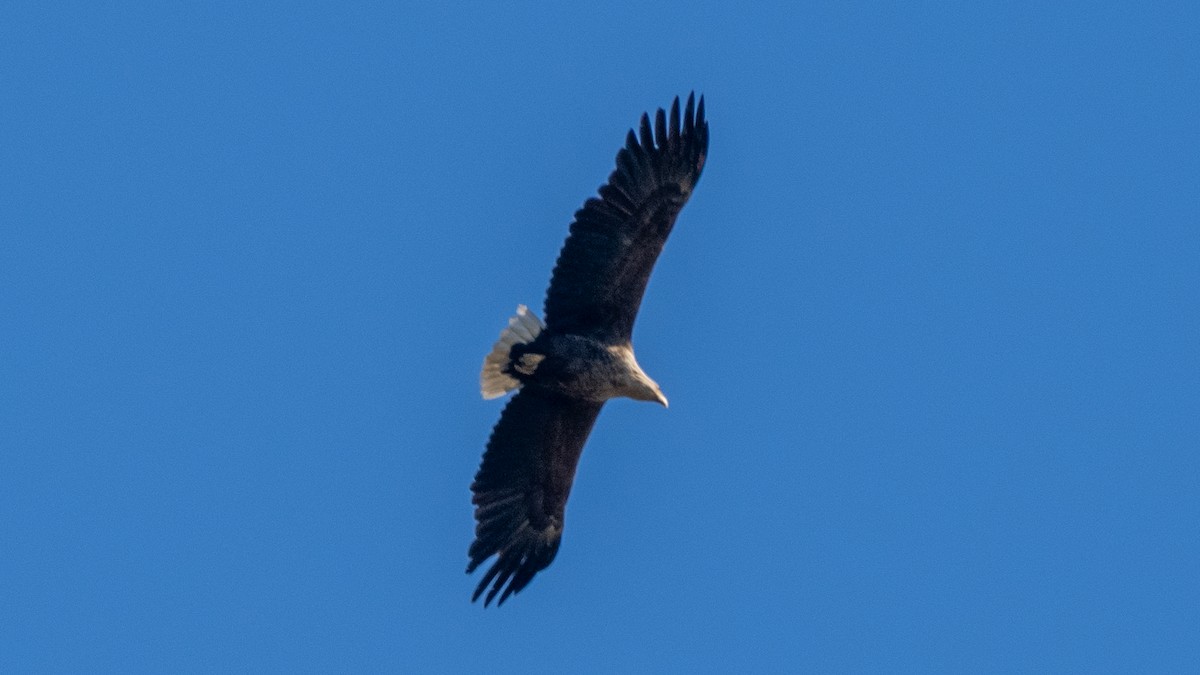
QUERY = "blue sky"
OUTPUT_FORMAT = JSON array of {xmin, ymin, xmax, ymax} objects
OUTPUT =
[{"xmin": 3, "ymin": 2, "xmax": 1198, "ymax": 672}]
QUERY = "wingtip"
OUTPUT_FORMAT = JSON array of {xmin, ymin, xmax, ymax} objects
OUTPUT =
[
  {"xmin": 497, "ymin": 586, "xmax": 517, "ymax": 606},
  {"xmin": 639, "ymin": 112, "xmax": 654, "ymax": 150},
  {"xmin": 669, "ymin": 96, "xmax": 681, "ymax": 141}
]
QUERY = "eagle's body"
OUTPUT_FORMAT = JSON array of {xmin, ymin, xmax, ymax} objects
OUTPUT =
[
  {"xmin": 469, "ymin": 94, "xmax": 708, "ymax": 606},
  {"xmin": 506, "ymin": 331, "xmax": 665, "ymax": 404}
]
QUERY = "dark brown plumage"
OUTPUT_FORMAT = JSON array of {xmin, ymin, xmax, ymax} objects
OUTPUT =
[{"xmin": 470, "ymin": 94, "xmax": 708, "ymax": 606}]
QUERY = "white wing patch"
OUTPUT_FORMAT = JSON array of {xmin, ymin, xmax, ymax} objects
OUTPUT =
[{"xmin": 480, "ymin": 305, "xmax": 545, "ymax": 399}]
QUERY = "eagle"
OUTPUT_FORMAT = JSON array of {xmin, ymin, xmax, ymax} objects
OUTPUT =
[{"xmin": 468, "ymin": 94, "xmax": 708, "ymax": 606}]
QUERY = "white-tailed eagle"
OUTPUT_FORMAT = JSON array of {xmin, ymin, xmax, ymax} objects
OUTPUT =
[{"xmin": 469, "ymin": 94, "xmax": 708, "ymax": 606}]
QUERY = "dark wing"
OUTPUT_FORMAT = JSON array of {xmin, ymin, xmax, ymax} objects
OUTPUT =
[
  {"xmin": 543, "ymin": 93, "xmax": 709, "ymax": 343},
  {"xmin": 468, "ymin": 387, "xmax": 604, "ymax": 606}
]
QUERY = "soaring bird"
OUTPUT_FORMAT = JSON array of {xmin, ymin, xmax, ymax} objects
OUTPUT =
[{"xmin": 469, "ymin": 94, "xmax": 708, "ymax": 606}]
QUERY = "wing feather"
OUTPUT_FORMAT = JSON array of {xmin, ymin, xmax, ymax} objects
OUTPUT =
[
  {"xmin": 543, "ymin": 93, "xmax": 709, "ymax": 342},
  {"xmin": 467, "ymin": 387, "xmax": 604, "ymax": 606}
]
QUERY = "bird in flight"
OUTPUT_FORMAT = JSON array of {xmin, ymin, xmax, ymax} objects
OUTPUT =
[{"xmin": 469, "ymin": 94, "xmax": 708, "ymax": 606}]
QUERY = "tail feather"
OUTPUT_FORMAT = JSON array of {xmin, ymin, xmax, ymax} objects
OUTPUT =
[{"xmin": 480, "ymin": 305, "xmax": 544, "ymax": 399}]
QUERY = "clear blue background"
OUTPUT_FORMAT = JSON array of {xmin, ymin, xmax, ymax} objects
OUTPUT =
[{"xmin": 3, "ymin": 2, "xmax": 1197, "ymax": 672}]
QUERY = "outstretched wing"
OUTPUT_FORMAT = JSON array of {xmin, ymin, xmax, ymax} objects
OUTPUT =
[
  {"xmin": 543, "ymin": 93, "xmax": 709, "ymax": 343},
  {"xmin": 468, "ymin": 387, "xmax": 604, "ymax": 606}
]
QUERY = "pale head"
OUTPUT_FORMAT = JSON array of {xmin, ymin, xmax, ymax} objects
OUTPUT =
[{"xmin": 609, "ymin": 344, "xmax": 669, "ymax": 408}]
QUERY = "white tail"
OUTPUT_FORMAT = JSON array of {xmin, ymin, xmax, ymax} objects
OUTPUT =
[{"xmin": 480, "ymin": 305, "xmax": 545, "ymax": 399}]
